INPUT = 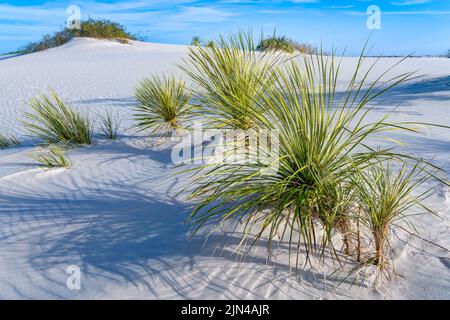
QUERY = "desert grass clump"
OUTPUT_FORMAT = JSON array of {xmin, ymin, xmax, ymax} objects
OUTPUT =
[
  {"xmin": 134, "ymin": 75, "xmax": 192, "ymax": 135},
  {"xmin": 182, "ymin": 31, "xmax": 281, "ymax": 131},
  {"xmin": 31, "ymin": 145, "xmax": 71, "ymax": 169},
  {"xmin": 24, "ymin": 92, "xmax": 93, "ymax": 145},
  {"xmin": 185, "ymin": 44, "xmax": 434, "ymax": 271},
  {"xmin": 101, "ymin": 111, "xmax": 121, "ymax": 140},
  {"xmin": 0, "ymin": 134, "xmax": 20, "ymax": 149},
  {"xmin": 355, "ymin": 162, "xmax": 434, "ymax": 268}
]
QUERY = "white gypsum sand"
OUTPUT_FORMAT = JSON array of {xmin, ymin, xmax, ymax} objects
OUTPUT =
[{"xmin": 0, "ymin": 38, "xmax": 449, "ymax": 299}]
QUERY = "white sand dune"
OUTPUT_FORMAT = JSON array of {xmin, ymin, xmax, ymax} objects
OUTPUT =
[{"xmin": 0, "ymin": 38, "xmax": 449, "ymax": 299}]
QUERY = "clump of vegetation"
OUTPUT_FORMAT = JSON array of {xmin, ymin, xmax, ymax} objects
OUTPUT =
[
  {"xmin": 0, "ymin": 134, "xmax": 20, "ymax": 149},
  {"xmin": 182, "ymin": 31, "xmax": 281, "ymax": 130},
  {"xmin": 257, "ymin": 35, "xmax": 295, "ymax": 54},
  {"xmin": 257, "ymin": 35, "xmax": 316, "ymax": 54},
  {"xmin": 31, "ymin": 145, "xmax": 71, "ymax": 169},
  {"xmin": 70, "ymin": 18, "xmax": 136, "ymax": 40},
  {"xmin": 181, "ymin": 31, "xmax": 446, "ymax": 283},
  {"xmin": 20, "ymin": 18, "xmax": 136, "ymax": 54},
  {"xmin": 191, "ymin": 36, "xmax": 202, "ymax": 46},
  {"xmin": 101, "ymin": 111, "xmax": 121, "ymax": 140},
  {"xmin": 134, "ymin": 75, "xmax": 193, "ymax": 134},
  {"xmin": 24, "ymin": 92, "xmax": 93, "ymax": 145},
  {"xmin": 356, "ymin": 163, "xmax": 434, "ymax": 269}
]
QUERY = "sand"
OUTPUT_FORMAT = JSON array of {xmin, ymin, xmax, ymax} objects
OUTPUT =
[{"xmin": 0, "ymin": 38, "xmax": 449, "ymax": 299}]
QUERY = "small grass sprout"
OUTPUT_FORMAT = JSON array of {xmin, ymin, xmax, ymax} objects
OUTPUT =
[
  {"xmin": 31, "ymin": 145, "xmax": 72, "ymax": 169},
  {"xmin": 101, "ymin": 111, "xmax": 121, "ymax": 140}
]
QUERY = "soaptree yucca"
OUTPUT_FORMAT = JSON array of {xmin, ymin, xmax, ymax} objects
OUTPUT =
[
  {"xmin": 185, "ymin": 47, "xmax": 429, "ymax": 269},
  {"xmin": 355, "ymin": 162, "xmax": 435, "ymax": 268},
  {"xmin": 181, "ymin": 31, "xmax": 282, "ymax": 131},
  {"xmin": 134, "ymin": 75, "xmax": 192, "ymax": 134},
  {"xmin": 24, "ymin": 92, "xmax": 93, "ymax": 145}
]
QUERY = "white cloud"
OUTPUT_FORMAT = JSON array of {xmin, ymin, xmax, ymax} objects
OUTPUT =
[{"xmin": 391, "ymin": 0, "xmax": 431, "ymax": 6}]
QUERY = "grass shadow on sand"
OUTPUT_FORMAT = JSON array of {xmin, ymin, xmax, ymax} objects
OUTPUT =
[{"xmin": 0, "ymin": 140, "xmax": 360, "ymax": 299}]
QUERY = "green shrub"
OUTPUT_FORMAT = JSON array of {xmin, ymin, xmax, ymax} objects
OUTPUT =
[
  {"xmin": 20, "ymin": 18, "xmax": 136, "ymax": 54},
  {"xmin": 70, "ymin": 18, "xmax": 136, "ymax": 40},
  {"xmin": 134, "ymin": 75, "xmax": 193, "ymax": 134},
  {"xmin": 24, "ymin": 92, "xmax": 93, "ymax": 145},
  {"xmin": 257, "ymin": 35, "xmax": 316, "ymax": 54},
  {"xmin": 257, "ymin": 35, "xmax": 295, "ymax": 54},
  {"xmin": 31, "ymin": 145, "xmax": 71, "ymax": 169}
]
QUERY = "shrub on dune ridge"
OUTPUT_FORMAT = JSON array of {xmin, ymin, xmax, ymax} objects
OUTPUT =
[
  {"xmin": 183, "ymin": 37, "xmax": 447, "ymax": 280},
  {"xmin": 257, "ymin": 34, "xmax": 316, "ymax": 54},
  {"xmin": 20, "ymin": 18, "xmax": 136, "ymax": 54},
  {"xmin": 134, "ymin": 75, "xmax": 193, "ymax": 135},
  {"xmin": 257, "ymin": 35, "xmax": 295, "ymax": 54},
  {"xmin": 24, "ymin": 92, "xmax": 93, "ymax": 145},
  {"xmin": 70, "ymin": 18, "xmax": 136, "ymax": 41}
]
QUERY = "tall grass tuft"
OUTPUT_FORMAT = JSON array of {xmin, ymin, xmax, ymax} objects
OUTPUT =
[
  {"xmin": 134, "ymin": 75, "xmax": 192, "ymax": 134},
  {"xmin": 0, "ymin": 134, "xmax": 20, "ymax": 149},
  {"xmin": 24, "ymin": 92, "xmax": 93, "ymax": 145},
  {"xmin": 181, "ymin": 31, "xmax": 282, "ymax": 131},
  {"xmin": 355, "ymin": 162, "xmax": 434, "ymax": 268},
  {"xmin": 31, "ymin": 145, "xmax": 71, "ymax": 169},
  {"xmin": 101, "ymin": 111, "xmax": 121, "ymax": 140},
  {"xmin": 185, "ymin": 44, "xmax": 435, "ymax": 270}
]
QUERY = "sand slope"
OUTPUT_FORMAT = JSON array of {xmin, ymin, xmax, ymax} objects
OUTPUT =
[{"xmin": 0, "ymin": 38, "xmax": 449, "ymax": 299}]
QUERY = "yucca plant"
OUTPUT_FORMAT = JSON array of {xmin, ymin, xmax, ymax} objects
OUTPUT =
[
  {"xmin": 0, "ymin": 133, "xmax": 20, "ymax": 149},
  {"xmin": 23, "ymin": 92, "xmax": 93, "ymax": 145},
  {"xmin": 191, "ymin": 36, "xmax": 201, "ymax": 46},
  {"xmin": 181, "ymin": 31, "xmax": 282, "ymax": 131},
  {"xmin": 101, "ymin": 111, "xmax": 121, "ymax": 140},
  {"xmin": 355, "ymin": 162, "xmax": 435, "ymax": 268},
  {"xmin": 134, "ymin": 75, "xmax": 193, "ymax": 135},
  {"xmin": 185, "ymin": 45, "xmax": 431, "ymax": 269},
  {"xmin": 31, "ymin": 145, "xmax": 71, "ymax": 169}
]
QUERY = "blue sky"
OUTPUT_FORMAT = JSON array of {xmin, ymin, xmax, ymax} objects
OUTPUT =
[{"xmin": 1, "ymin": 0, "xmax": 449, "ymax": 55}]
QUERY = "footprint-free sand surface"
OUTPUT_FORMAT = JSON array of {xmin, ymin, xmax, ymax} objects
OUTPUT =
[{"xmin": 0, "ymin": 38, "xmax": 449, "ymax": 299}]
